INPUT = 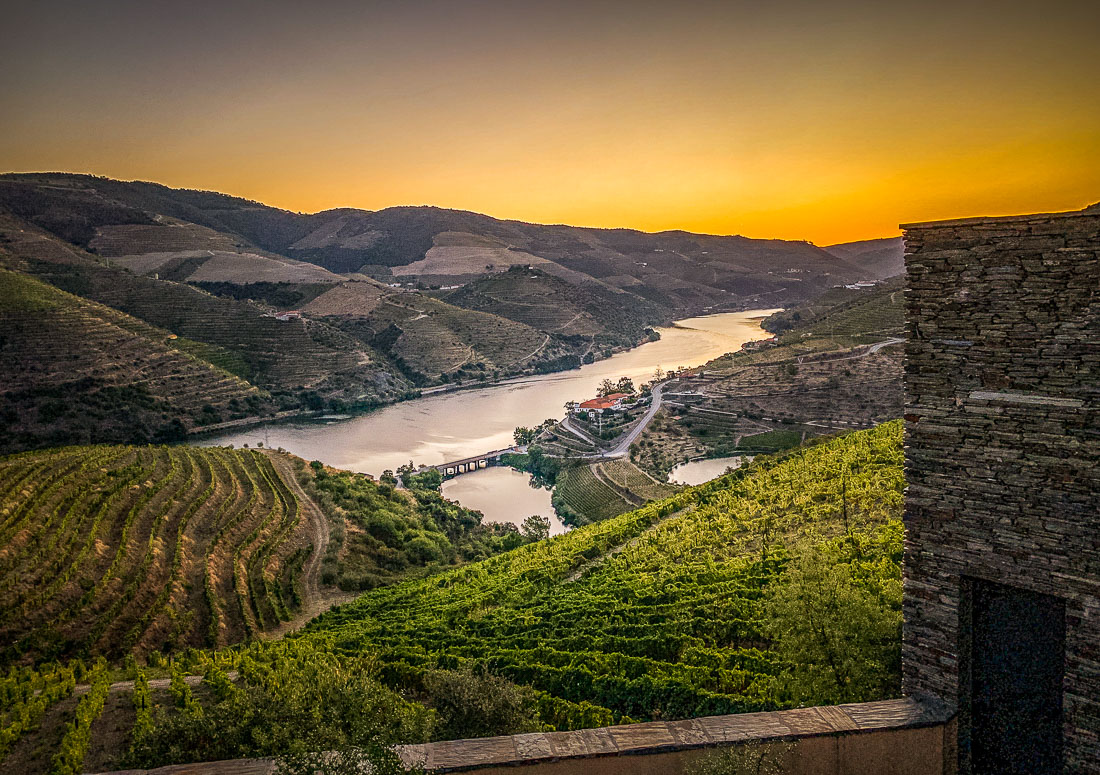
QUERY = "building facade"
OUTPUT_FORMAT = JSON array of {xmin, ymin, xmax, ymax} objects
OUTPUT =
[{"xmin": 902, "ymin": 205, "xmax": 1100, "ymax": 773}]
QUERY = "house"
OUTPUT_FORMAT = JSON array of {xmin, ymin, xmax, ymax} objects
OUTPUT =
[
  {"xmin": 275, "ymin": 310, "xmax": 302, "ymax": 321},
  {"xmin": 574, "ymin": 392, "xmax": 631, "ymax": 415},
  {"xmin": 741, "ymin": 336, "xmax": 778, "ymax": 352}
]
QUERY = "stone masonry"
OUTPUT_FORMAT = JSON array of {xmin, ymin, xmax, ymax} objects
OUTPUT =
[{"xmin": 902, "ymin": 205, "xmax": 1100, "ymax": 772}]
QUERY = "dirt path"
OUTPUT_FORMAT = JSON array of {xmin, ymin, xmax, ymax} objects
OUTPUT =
[
  {"xmin": 260, "ymin": 453, "xmax": 356, "ymax": 640},
  {"xmin": 513, "ymin": 334, "xmax": 551, "ymax": 364}
]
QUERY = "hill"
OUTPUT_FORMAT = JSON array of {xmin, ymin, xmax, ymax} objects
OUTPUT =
[
  {"xmin": 760, "ymin": 275, "xmax": 904, "ymax": 343},
  {"xmin": 0, "ymin": 173, "xmax": 872, "ymax": 316},
  {"xmin": 0, "ymin": 268, "xmax": 272, "ymax": 451},
  {"xmin": 305, "ymin": 423, "xmax": 904, "ymax": 725},
  {"xmin": 302, "ymin": 277, "xmax": 582, "ymax": 384},
  {"xmin": 0, "ymin": 425, "xmax": 904, "ymax": 773},
  {"xmin": 822, "ymin": 237, "xmax": 904, "ymax": 280},
  {"xmin": 0, "ymin": 446, "xmax": 529, "ymax": 666}
]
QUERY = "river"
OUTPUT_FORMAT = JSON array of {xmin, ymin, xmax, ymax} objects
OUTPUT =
[{"xmin": 199, "ymin": 309, "xmax": 778, "ymax": 527}]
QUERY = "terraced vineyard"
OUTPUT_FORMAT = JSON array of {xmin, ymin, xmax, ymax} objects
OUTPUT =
[
  {"xmin": 594, "ymin": 459, "xmax": 679, "ymax": 502},
  {"xmin": 323, "ymin": 291, "xmax": 574, "ymax": 382},
  {"xmin": 764, "ymin": 276, "xmax": 904, "ymax": 345},
  {"xmin": 0, "ymin": 218, "xmax": 410, "ymax": 412},
  {"xmin": 552, "ymin": 463, "xmax": 635, "ymax": 524},
  {"xmin": 439, "ymin": 267, "xmax": 663, "ymax": 349},
  {"xmin": 0, "ymin": 268, "xmax": 272, "ymax": 452},
  {"xmin": 0, "ymin": 445, "xmax": 316, "ymax": 663},
  {"xmin": 308, "ymin": 423, "xmax": 905, "ymax": 727}
]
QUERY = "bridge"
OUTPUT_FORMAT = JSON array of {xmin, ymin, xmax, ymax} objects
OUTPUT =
[{"xmin": 427, "ymin": 445, "xmax": 526, "ymax": 478}]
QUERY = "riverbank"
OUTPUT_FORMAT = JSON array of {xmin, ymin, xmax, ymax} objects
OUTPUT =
[{"xmin": 195, "ymin": 309, "xmax": 780, "ymax": 485}]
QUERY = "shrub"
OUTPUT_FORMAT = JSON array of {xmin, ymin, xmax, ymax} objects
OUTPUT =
[{"xmin": 422, "ymin": 667, "xmax": 541, "ymax": 741}]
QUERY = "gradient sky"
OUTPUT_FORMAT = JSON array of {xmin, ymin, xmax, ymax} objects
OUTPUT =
[{"xmin": 2, "ymin": 0, "xmax": 1097, "ymax": 244}]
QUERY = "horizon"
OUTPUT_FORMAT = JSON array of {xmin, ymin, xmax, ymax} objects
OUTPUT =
[{"xmin": 2, "ymin": 1, "xmax": 1098, "ymax": 244}]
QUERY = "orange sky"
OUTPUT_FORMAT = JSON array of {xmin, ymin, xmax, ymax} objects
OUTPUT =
[{"xmin": 1, "ymin": 1, "xmax": 1097, "ymax": 245}]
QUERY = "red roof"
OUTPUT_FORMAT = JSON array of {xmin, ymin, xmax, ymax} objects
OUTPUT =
[{"xmin": 578, "ymin": 393, "xmax": 630, "ymax": 410}]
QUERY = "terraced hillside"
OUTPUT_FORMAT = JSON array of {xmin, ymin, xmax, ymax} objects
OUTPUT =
[
  {"xmin": 0, "ymin": 447, "xmax": 532, "ymax": 667},
  {"xmin": 307, "ymin": 423, "xmax": 905, "ymax": 727},
  {"xmin": 0, "ymin": 446, "xmax": 316, "ymax": 663},
  {"xmin": 0, "ymin": 217, "xmax": 410, "ymax": 415},
  {"xmin": 0, "ymin": 173, "xmax": 873, "ymax": 318},
  {"xmin": 0, "ymin": 427, "xmax": 904, "ymax": 773},
  {"xmin": 552, "ymin": 459, "xmax": 679, "ymax": 526},
  {"xmin": 305, "ymin": 281, "xmax": 578, "ymax": 384},
  {"xmin": 762, "ymin": 275, "xmax": 904, "ymax": 344},
  {"xmin": 0, "ymin": 268, "xmax": 272, "ymax": 452},
  {"xmin": 439, "ymin": 266, "xmax": 662, "ymax": 352}
]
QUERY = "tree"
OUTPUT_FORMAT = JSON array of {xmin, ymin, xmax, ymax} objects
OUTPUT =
[
  {"xmin": 653, "ymin": 366, "xmax": 665, "ymax": 381},
  {"xmin": 615, "ymin": 377, "xmax": 635, "ymax": 394},
  {"xmin": 597, "ymin": 378, "xmax": 616, "ymax": 397},
  {"xmin": 762, "ymin": 542, "xmax": 901, "ymax": 705},
  {"xmin": 520, "ymin": 514, "xmax": 551, "ymax": 542},
  {"xmin": 421, "ymin": 667, "xmax": 541, "ymax": 741},
  {"xmin": 514, "ymin": 426, "xmax": 536, "ymax": 446}
]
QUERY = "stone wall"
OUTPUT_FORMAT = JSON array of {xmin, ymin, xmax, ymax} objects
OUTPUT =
[
  {"xmin": 902, "ymin": 207, "xmax": 1100, "ymax": 772},
  {"xmin": 92, "ymin": 698, "xmax": 952, "ymax": 775}
]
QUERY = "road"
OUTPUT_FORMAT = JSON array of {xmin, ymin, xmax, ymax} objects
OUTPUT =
[{"xmin": 593, "ymin": 337, "xmax": 899, "ymax": 460}]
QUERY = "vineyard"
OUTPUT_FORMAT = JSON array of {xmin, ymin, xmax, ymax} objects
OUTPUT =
[
  {"xmin": 0, "ymin": 425, "xmax": 905, "ymax": 772},
  {"xmin": 306, "ymin": 423, "xmax": 906, "ymax": 728},
  {"xmin": 0, "ymin": 445, "xmax": 316, "ymax": 664},
  {"xmin": 552, "ymin": 459, "xmax": 679, "ymax": 526},
  {"xmin": 0, "ymin": 268, "xmax": 273, "ymax": 453}
]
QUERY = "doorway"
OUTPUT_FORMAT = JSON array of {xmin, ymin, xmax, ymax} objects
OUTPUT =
[{"xmin": 960, "ymin": 577, "xmax": 1065, "ymax": 774}]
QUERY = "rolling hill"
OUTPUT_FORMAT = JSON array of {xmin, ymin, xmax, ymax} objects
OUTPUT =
[
  {"xmin": 0, "ymin": 268, "xmax": 271, "ymax": 451},
  {"xmin": 304, "ymin": 422, "xmax": 904, "ymax": 725},
  {"xmin": 822, "ymin": 237, "xmax": 904, "ymax": 280},
  {"xmin": 0, "ymin": 172, "xmax": 890, "ymax": 451},
  {"xmin": 0, "ymin": 173, "xmax": 872, "ymax": 317}
]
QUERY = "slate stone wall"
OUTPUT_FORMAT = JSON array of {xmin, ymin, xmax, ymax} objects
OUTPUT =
[{"xmin": 902, "ymin": 207, "xmax": 1100, "ymax": 772}]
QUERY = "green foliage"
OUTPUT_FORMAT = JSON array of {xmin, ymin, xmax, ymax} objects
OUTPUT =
[
  {"xmin": 51, "ymin": 660, "xmax": 110, "ymax": 775},
  {"xmin": 125, "ymin": 641, "xmax": 431, "ymax": 769},
  {"xmin": 304, "ymin": 465, "xmax": 521, "ymax": 592},
  {"xmin": 736, "ymin": 430, "xmax": 803, "ymax": 452},
  {"xmin": 421, "ymin": 667, "xmax": 542, "ymax": 740},
  {"xmin": 130, "ymin": 671, "xmax": 154, "ymax": 746},
  {"xmin": 0, "ymin": 661, "xmax": 78, "ymax": 760},
  {"xmin": 0, "ymin": 445, "xmax": 309, "ymax": 664},
  {"xmin": 303, "ymin": 423, "xmax": 905, "ymax": 729},
  {"xmin": 763, "ymin": 526, "xmax": 902, "ymax": 705},
  {"xmin": 520, "ymin": 515, "xmax": 552, "ymax": 542}
]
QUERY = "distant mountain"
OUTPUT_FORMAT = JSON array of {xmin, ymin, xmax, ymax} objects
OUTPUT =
[
  {"xmin": 0, "ymin": 173, "xmax": 873, "ymax": 313},
  {"xmin": 0, "ymin": 172, "xmax": 889, "ymax": 450},
  {"xmin": 823, "ymin": 236, "xmax": 904, "ymax": 279}
]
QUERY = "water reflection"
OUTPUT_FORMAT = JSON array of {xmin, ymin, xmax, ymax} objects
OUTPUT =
[
  {"xmin": 440, "ymin": 466, "xmax": 567, "ymax": 535},
  {"xmin": 669, "ymin": 455, "xmax": 752, "ymax": 486}
]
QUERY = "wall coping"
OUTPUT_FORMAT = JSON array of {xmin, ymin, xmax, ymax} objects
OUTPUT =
[
  {"xmin": 900, "ymin": 204, "xmax": 1098, "ymax": 230},
  {"xmin": 89, "ymin": 697, "xmax": 951, "ymax": 774}
]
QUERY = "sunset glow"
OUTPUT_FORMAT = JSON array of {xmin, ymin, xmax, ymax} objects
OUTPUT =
[{"xmin": 2, "ymin": 0, "xmax": 1097, "ymax": 244}]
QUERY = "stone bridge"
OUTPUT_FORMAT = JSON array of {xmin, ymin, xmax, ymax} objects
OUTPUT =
[{"xmin": 428, "ymin": 445, "xmax": 526, "ymax": 478}]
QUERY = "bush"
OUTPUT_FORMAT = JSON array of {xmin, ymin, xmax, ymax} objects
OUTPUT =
[
  {"xmin": 126, "ymin": 649, "xmax": 431, "ymax": 768},
  {"xmin": 422, "ymin": 667, "xmax": 541, "ymax": 741}
]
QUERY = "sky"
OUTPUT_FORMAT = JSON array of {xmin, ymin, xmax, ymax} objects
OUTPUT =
[{"xmin": 1, "ymin": 0, "xmax": 1097, "ymax": 245}]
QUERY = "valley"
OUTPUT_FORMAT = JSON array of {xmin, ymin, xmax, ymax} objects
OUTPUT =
[{"xmin": 0, "ymin": 173, "xmax": 913, "ymax": 775}]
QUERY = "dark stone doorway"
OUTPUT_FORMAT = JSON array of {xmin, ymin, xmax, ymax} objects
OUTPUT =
[{"xmin": 960, "ymin": 577, "xmax": 1065, "ymax": 774}]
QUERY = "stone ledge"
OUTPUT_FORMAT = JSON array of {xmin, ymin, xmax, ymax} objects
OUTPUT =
[
  {"xmin": 89, "ymin": 697, "xmax": 951, "ymax": 775},
  {"xmin": 900, "ymin": 206, "xmax": 1097, "ymax": 230}
]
